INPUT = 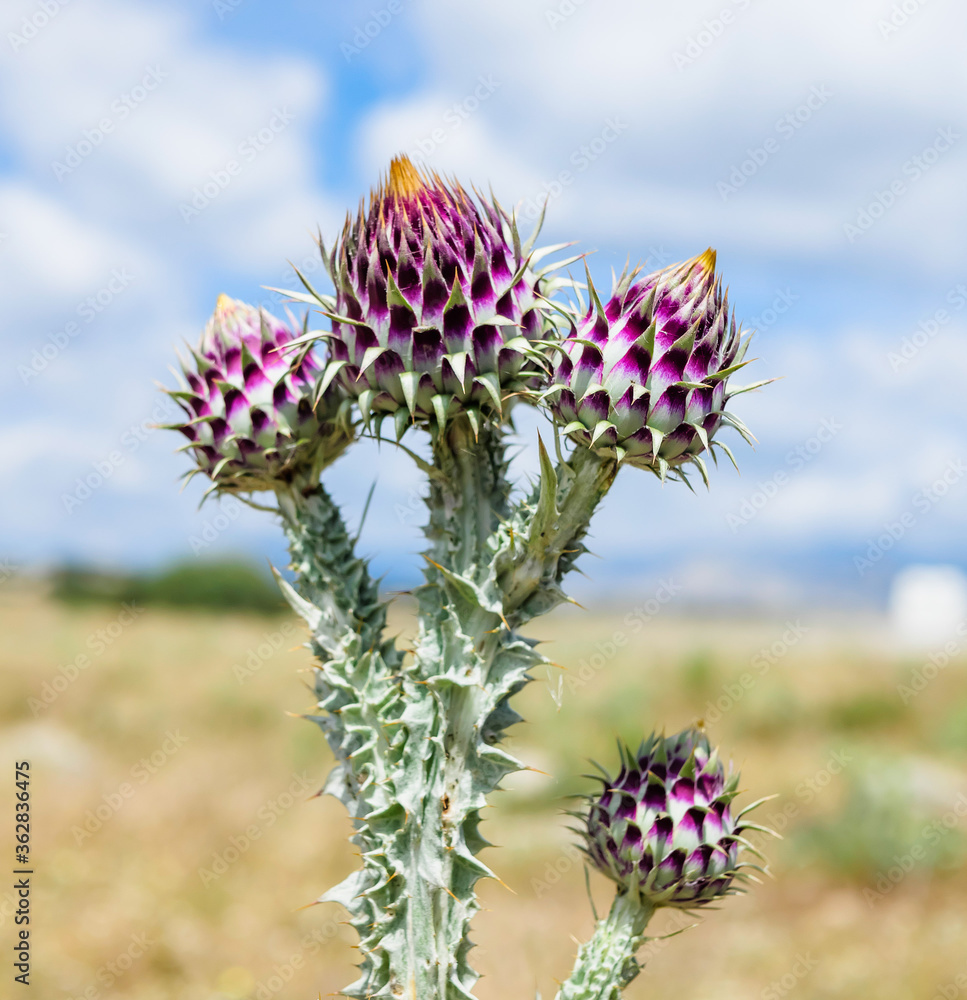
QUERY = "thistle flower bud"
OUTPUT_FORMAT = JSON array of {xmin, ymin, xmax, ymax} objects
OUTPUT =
[
  {"xmin": 548, "ymin": 251, "xmax": 761, "ymax": 483},
  {"xmin": 582, "ymin": 727, "xmax": 765, "ymax": 908},
  {"xmin": 322, "ymin": 155, "xmax": 552, "ymax": 437},
  {"xmin": 166, "ymin": 295, "xmax": 352, "ymax": 493}
]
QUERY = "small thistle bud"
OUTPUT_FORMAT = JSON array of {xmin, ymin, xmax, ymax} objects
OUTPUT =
[
  {"xmin": 166, "ymin": 295, "xmax": 352, "ymax": 493},
  {"xmin": 547, "ymin": 250, "xmax": 761, "ymax": 484},
  {"xmin": 581, "ymin": 727, "xmax": 766, "ymax": 909},
  {"xmin": 322, "ymin": 154, "xmax": 551, "ymax": 436}
]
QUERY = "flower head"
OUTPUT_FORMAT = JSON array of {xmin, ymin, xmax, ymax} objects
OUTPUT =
[
  {"xmin": 166, "ymin": 295, "xmax": 352, "ymax": 492},
  {"xmin": 322, "ymin": 155, "xmax": 554, "ymax": 437},
  {"xmin": 548, "ymin": 251, "xmax": 759, "ymax": 483},
  {"xmin": 582, "ymin": 727, "xmax": 766, "ymax": 908}
]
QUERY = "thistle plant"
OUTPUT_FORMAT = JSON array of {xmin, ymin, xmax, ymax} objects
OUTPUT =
[{"xmin": 163, "ymin": 156, "xmax": 774, "ymax": 999}]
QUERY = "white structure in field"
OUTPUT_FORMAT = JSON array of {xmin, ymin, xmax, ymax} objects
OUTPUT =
[{"xmin": 889, "ymin": 565, "xmax": 967, "ymax": 648}]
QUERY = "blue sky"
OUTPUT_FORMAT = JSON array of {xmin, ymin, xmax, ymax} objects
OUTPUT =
[{"xmin": 2, "ymin": 0, "xmax": 966, "ymax": 608}]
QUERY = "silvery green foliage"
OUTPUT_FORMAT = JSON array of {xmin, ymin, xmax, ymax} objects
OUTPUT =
[
  {"xmin": 556, "ymin": 892, "xmax": 654, "ymax": 1000},
  {"xmin": 294, "ymin": 417, "xmax": 620, "ymax": 999},
  {"xmin": 163, "ymin": 155, "xmax": 772, "ymax": 1000}
]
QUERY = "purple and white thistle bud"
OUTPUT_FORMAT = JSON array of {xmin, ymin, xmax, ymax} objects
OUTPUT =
[
  {"xmin": 547, "ymin": 250, "xmax": 760, "ymax": 483},
  {"xmin": 322, "ymin": 155, "xmax": 551, "ymax": 437},
  {"xmin": 582, "ymin": 727, "xmax": 766, "ymax": 909},
  {"xmin": 166, "ymin": 294, "xmax": 353, "ymax": 493}
]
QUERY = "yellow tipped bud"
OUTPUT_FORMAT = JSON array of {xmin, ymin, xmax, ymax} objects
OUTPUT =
[
  {"xmin": 694, "ymin": 247, "xmax": 717, "ymax": 273},
  {"xmin": 386, "ymin": 154, "xmax": 427, "ymax": 199}
]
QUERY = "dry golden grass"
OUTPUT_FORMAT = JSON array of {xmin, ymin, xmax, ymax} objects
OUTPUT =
[{"xmin": 3, "ymin": 583, "xmax": 967, "ymax": 999}]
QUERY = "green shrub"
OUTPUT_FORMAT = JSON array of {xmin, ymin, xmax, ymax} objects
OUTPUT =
[
  {"xmin": 51, "ymin": 559, "xmax": 286, "ymax": 614},
  {"xmin": 792, "ymin": 755, "xmax": 967, "ymax": 879}
]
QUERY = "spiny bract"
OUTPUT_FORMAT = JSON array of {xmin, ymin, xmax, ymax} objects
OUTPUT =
[
  {"xmin": 321, "ymin": 155, "xmax": 558, "ymax": 438},
  {"xmin": 582, "ymin": 727, "xmax": 763, "ymax": 908},
  {"xmin": 166, "ymin": 294, "xmax": 352, "ymax": 493},
  {"xmin": 547, "ymin": 251, "xmax": 757, "ymax": 484}
]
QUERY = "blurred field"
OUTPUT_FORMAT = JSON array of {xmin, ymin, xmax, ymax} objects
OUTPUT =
[{"xmin": 3, "ymin": 581, "xmax": 967, "ymax": 1000}]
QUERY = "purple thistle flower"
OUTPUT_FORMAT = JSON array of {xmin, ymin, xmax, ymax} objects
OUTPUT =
[
  {"xmin": 165, "ymin": 295, "xmax": 353, "ymax": 493},
  {"xmin": 320, "ymin": 155, "xmax": 553, "ymax": 437},
  {"xmin": 548, "ymin": 250, "xmax": 765, "ymax": 484},
  {"xmin": 581, "ymin": 727, "xmax": 769, "ymax": 909}
]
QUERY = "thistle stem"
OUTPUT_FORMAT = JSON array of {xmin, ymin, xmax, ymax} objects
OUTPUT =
[
  {"xmin": 501, "ymin": 445, "xmax": 618, "ymax": 626},
  {"xmin": 391, "ymin": 415, "xmax": 514, "ymax": 998},
  {"xmin": 556, "ymin": 891, "xmax": 655, "ymax": 1000},
  {"xmin": 424, "ymin": 416, "xmax": 511, "ymax": 576},
  {"xmin": 281, "ymin": 423, "xmax": 621, "ymax": 999},
  {"xmin": 274, "ymin": 479, "xmax": 415, "ymax": 1000},
  {"xmin": 276, "ymin": 479, "xmax": 389, "ymax": 654}
]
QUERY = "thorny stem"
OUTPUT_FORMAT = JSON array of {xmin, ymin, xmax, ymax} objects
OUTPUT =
[
  {"xmin": 556, "ymin": 892, "xmax": 655, "ymax": 1000},
  {"xmin": 281, "ymin": 420, "xmax": 629, "ymax": 999},
  {"xmin": 501, "ymin": 445, "xmax": 617, "ymax": 625}
]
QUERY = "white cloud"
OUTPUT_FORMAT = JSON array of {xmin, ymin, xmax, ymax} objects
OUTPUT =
[
  {"xmin": 3, "ymin": 0, "xmax": 966, "ymax": 603},
  {"xmin": 350, "ymin": 4, "xmax": 967, "ymax": 584},
  {"xmin": 0, "ymin": 182, "xmax": 140, "ymax": 301},
  {"xmin": 348, "ymin": 0, "xmax": 967, "ymax": 265},
  {"xmin": 0, "ymin": 0, "xmax": 334, "ymax": 279},
  {"xmin": 412, "ymin": 0, "xmax": 967, "ymax": 125},
  {"xmin": 0, "ymin": 0, "xmax": 341, "ymax": 569}
]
